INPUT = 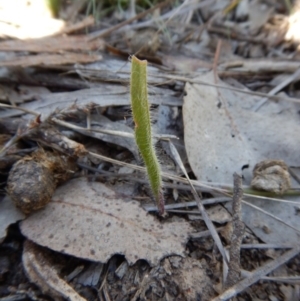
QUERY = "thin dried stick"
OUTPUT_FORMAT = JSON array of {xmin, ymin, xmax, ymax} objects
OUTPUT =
[
  {"xmin": 242, "ymin": 200, "xmax": 300, "ymax": 234},
  {"xmin": 88, "ymin": 151, "xmax": 300, "ymax": 234},
  {"xmin": 259, "ymin": 276, "xmax": 300, "ymax": 284},
  {"xmin": 168, "ymin": 140, "xmax": 229, "ymax": 265},
  {"xmin": 225, "ymin": 173, "xmax": 245, "ymax": 289},
  {"xmin": 252, "ymin": 68, "xmax": 300, "ymax": 112},
  {"xmin": 61, "ymin": 15, "xmax": 94, "ymax": 34},
  {"xmin": 51, "ymin": 117, "xmax": 178, "ymax": 140},
  {"xmin": 144, "ymin": 197, "xmax": 232, "ymax": 211},
  {"xmin": 52, "ymin": 117, "xmax": 134, "ymax": 138},
  {"xmin": 243, "ymin": 195, "xmax": 300, "ymax": 205},
  {"xmin": 0, "ymin": 103, "xmax": 40, "ymax": 116},
  {"xmin": 151, "ymin": 74, "xmax": 300, "ymax": 104},
  {"xmin": 212, "ymin": 247, "xmax": 300, "ymax": 301},
  {"xmin": 190, "ymin": 227, "xmax": 225, "ymax": 239},
  {"xmin": 88, "ymin": 151, "xmax": 300, "ymax": 203},
  {"xmin": 241, "ymin": 244, "xmax": 298, "ymax": 249}
]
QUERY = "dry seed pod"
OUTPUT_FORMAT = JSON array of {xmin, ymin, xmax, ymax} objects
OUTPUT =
[
  {"xmin": 7, "ymin": 150, "xmax": 76, "ymax": 214},
  {"xmin": 30, "ymin": 149, "xmax": 77, "ymax": 184},
  {"xmin": 251, "ymin": 159, "xmax": 291, "ymax": 194},
  {"xmin": 7, "ymin": 158, "xmax": 56, "ymax": 214}
]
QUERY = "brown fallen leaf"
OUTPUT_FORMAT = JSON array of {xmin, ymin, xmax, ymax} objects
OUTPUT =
[
  {"xmin": 23, "ymin": 240, "xmax": 86, "ymax": 301},
  {"xmin": 21, "ymin": 178, "xmax": 192, "ymax": 266},
  {"xmin": 0, "ymin": 53, "xmax": 102, "ymax": 68},
  {"xmin": 0, "ymin": 35, "xmax": 104, "ymax": 53}
]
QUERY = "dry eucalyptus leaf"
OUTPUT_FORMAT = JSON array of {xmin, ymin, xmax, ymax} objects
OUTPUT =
[
  {"xmin": 21, "ymin": 178, "xmax": 192, "ymax": 266},
  {"xmin": 183, "ymin": 73, "xmax": 252, "ymax": 184},
  {"xmin": 183, "ymin": 71, "xmax": 300, "ymax": 185},
  {"xmin": 183, "ymin": 71, "xmax": 300, "ymax": 245},
  {"xmin": 227, "ymin": 196, "xmax": 300, "ymax": 245},
  {"xmin": 23, "ymin": 240, "xmax": 86, "ymax": 301}
]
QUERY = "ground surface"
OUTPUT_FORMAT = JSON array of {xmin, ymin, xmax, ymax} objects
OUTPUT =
[{"xmin": 0, "ymin": 1, "xmax": 300, "ymax": 301}]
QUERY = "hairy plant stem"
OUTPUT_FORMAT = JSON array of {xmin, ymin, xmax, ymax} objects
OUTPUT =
[{"xmin": 130, "ymin": 55, "xmax": 164, "ymax": 215}]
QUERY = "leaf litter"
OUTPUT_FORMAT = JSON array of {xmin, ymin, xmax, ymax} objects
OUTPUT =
[
  {"xmin": 21, "ymin": 177, "xmax": 192, "ymax": 266},
  {"xmin": 183, "ymin": 70, "xmax": 300, "ymax": 244},
  {"xmin": 1, "ymin": 1, "xmax": 300, "ymax": 300},
  {"xmin": 23, "ymin": 240, "xmax": 86, "ymax": 301}
]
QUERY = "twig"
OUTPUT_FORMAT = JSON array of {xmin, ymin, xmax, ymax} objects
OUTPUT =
[
  {"xmin": 251, "ymin": 68, "xmax": 300, "ymax": 112},
  {"xmin": 26, "ymin": 126, "xmax": 87, "ymax": 157},
  {"xmin": 87, "ymin": 151, "xmax": 300, "ymax": 203},
  {"xmin": 52, "ymin": 117, "xmax": 134, "ymax": 138},
  {"xmin": 212, "ymin": 247, "xmax": 300, "ymax": 301},
  {"xmin": 260, "ymin": 276, "xmax": 300, "ymax": 284},
  {"xmin": 190, "ymin": 227, "xmax": 224, "ymax": 239},
  {"xmin": 242, "ymin": 200, "xmax": 300, "ymax": 234},
  {"xmin": 151, "ymin": 74, "xmax": 300, "ymax": 104},
  {"xmin": 225, "ymin": 173, "xmax": 245, "ymax": 289},
  {"xmin": 208, "ymin": 26, "xmax": 264, "ymax": 44},
  {"xmin": 87, "ymin": 151, "xmax": 300, "ymax": 233},
  {"xmin": 144, "ymin": 197, "xmax": 232, "ymax": 212},
  {"xmin": 0, "ymin": 103, "xmax": 40, "ymax": 116},
  {"xmin": 51, "ymin": 117, "xmax": 178, "ymax": 140},
  {"xmin": 102, "ymin": 282, "xmax": 112, "ymax": 301},
  {"xmin": 61, "ymin": 16, "xmax": 94, "ymax": 34},
  {"xmin": 168, "ymin": 140, "xmax": 229, "ymax": 265},
  {"xmin": 241, "ymin": 243, "xmax": 298, "ymax": 249}
]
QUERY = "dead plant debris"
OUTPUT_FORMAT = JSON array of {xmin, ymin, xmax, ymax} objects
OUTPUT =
[{"xmin": 0, "ymin": 1, "xmax": 300, "ymax": 300}]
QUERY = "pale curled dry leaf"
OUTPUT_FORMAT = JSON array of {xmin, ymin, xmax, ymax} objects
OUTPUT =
[
  {"xmin": 21, "ymin": 178, "xmax": 192, "ymax": 266},
  {"xmin": 23, "ymin": 241, "xmax": 86, "ymax": 301}
]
